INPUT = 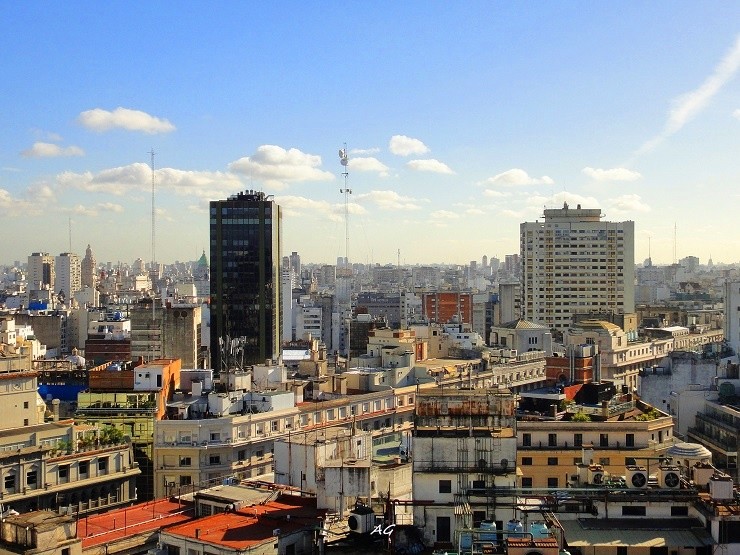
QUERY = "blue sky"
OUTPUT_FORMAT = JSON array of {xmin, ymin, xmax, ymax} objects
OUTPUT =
[{"xmin": 2, "ymin": 2, "xmax": 740, "ymax": 266}]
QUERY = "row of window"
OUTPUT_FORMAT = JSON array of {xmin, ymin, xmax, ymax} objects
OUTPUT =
[
  {"xmin": 3, "ymin": 458, "xmax": 108, "ymax": 492},
  {"xmin": 522, "ymin": 433, "xmax": 636, "ymax": 448}
]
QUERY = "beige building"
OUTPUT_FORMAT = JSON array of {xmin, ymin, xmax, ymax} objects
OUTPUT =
[
  {"xmin": 521, "ymin": 203, "xmax": 635, "ymax": 332},
  {"xmin": 517, "ymin": 400, "xmax": 676, "ymax": 489},
  {"xmin": 0, "ymin": 318, "xmax": 139, "ymax": 515}
]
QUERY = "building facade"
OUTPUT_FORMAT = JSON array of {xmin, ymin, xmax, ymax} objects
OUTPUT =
[
  {"xmin": 520, "ymin": 203, "xmax": 635, "ymax": 332},
  {"xmin": 210, "ymin": 191, "xmax": 282, "ymax": 371}
]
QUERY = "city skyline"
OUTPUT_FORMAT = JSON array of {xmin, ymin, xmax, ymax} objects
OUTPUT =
[{"xmin": 2, "ymin": 4, "xmax": 740, "ymax": 266}]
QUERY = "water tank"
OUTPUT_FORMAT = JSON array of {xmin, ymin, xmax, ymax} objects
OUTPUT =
[
  {"xmin": 507, "ymin": 519, "xmax": 524, "ymax": 536},
  {"xmin": 459, "ymin": 531, "xmax": 473, "ymax": 550},
  {"xmin": 479, "ymin": 520, "xmax": 497, "ymax": 542},
  {"xmin": 529, "ymin": 521, "xmax": 549, "ymax": 539}
]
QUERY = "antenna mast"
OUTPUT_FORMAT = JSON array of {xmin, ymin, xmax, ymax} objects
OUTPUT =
[
  {"xmin": 150, "ymin": 149, "xmax": 156, "ymax": 277},
  {"xmin": 338, "ymin": 145, "xmax": 352, "ymax": 364}
]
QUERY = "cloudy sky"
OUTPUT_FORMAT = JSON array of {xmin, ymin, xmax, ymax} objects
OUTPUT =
[{"xmin": 2, "ymin": 3, "xmax": 740, "ymax": 266}]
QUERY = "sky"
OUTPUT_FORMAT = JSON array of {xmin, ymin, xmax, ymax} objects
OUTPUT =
[{"xmin": 2, "ymin": 2, "xmax": 740, "ymax": 267}]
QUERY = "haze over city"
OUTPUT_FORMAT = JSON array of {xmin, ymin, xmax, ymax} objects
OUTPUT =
[{"xmin": 2, "ymin": 3, "xmax": 740, "ymax": 265}]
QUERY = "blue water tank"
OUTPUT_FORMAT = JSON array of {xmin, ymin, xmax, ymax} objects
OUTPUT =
[
  {"xmin": 479, "ymin": 520, "xmax": 497, "ymax": 542},
  {"xmin": 507, "ymin": 519, "xmax": 524, "ymax": 536},
  {"xmin": 530, "ymin": 521, "xmax": 549, "ymax": 539}
]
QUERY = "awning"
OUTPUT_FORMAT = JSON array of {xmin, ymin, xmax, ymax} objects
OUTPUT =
[{"xmin": 559, "ymin": 519, "xmax": 714, "ymax": 548}]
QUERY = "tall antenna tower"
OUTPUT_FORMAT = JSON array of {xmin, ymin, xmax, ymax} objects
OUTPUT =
[
  {"xmin": 149, "ymin": 149, "xmax": 156, "ymax": 275},
  {"xmin": 338, "ymin": 145, "xmax": 352, "ymax": 363},
  {"xmin": 339, "ymin": 145, "xmax": 351, "ymax": 264}
]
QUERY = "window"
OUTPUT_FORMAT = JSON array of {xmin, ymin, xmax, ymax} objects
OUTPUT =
[
  {"xmin": 548, "ymin": 433, "xmax": 557, "ymax": 447},
  {"xmin": 617, "ymin": 547, "xmax": 628, "ymax": 555},
  {"xmin": 600, "ymin": 433, "xmax": 609, "ymax": 447},
  {"xmin": 179, "ymin": 475, "xmax": 192, "ymax": 486},
  {"xmin": 23, "ymin": 401, "xmax": 29, "ymax": 409},
  {"xmin": 523, "ymin": 433, "xmax": 531, "ymax": 447},
  {"xmin": 271, "ymin": 420, "xmax": 279, "ymax": 432},
  {"xmin": 599, "ymin": 457, "xmax": 610, "ymax": 466},
  {"xmin": 548, "ymin": 457, "xmax": 558, "ymax": 466},
  {"xmin": 671, "ymin": 506, "xmax": 689, "ymax": 516},
  {"xmin": 209, "ymin": 455, "xmax": 221, "ymax": 465},
  {"xmin": 472, "ymin": 479, "xmax": 485, "ymax": 489},
  {"xmin": 521, "ymin": 477, "xmax": 533, "ymax": 487},
  {"xmin": 622, "ymin": 506, "xmax": 646, "ymax": 516},
  {"xmin": 522, "ymin": 457, "xmax": 532, "ymax": 465},
  {"xmin": 238, "ymin": 450, "xmax": 246, "ymax": 461},
  {"xmin": 179, "ymin": 456, "xmax": 192, "ymax": 467},
  {"xmin": 4, "ymin": 474, "xmax": 15, "ymax": 490},
  {"xmin": 574, "ymin": 433, "xmax": 583, "ymax": 447},
  {"xmin": 210, "ymin": 432, "xmax": 221, "ymax": 442},
  {"xmin": 98, "ymin": 457, "xmax": 108, "ymax": 472},
  {"xmin": 26, "ymin": 470, "xmax": 38, "ymax": 487},
  {"xmin": 256, "ymin": 449, "xmax": 264, "ymax": 459},
  {"xmin": 79, "ymin": 461, "xmax": 89, "ymax": 475},
  {"xmin": 626, "ymin": 433, "xmax": 635, "ymax": 447},
  {"xmin": 59, "ymin": 465, "xmax": 69, "ymax": 480},
  {"xmin": 439, "ymin": 479, "xmax": 452, "ymax": 493},
  {"xmin": 547, "ymin": 477, "xmax": 558, "ymax": 488}
]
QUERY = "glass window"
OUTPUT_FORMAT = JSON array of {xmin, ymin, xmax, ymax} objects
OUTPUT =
[{"xmin": 439, "ymin": 480, "xmax": 452, "ymax": 493}]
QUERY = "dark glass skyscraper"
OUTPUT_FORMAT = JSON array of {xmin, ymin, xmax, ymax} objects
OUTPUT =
[{"xmin": 210, "ymin": 190, "xmax": 282, "ymax": 371}]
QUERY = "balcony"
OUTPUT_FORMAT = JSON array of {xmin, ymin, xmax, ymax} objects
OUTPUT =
[{"xmin": 687, "ymin": 427, "xmax": 737, "ymax": 454}]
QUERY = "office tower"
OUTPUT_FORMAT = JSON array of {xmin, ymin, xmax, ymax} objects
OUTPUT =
[
  {"xmin": 55, "ymin": 252, "xmax": 82, "ymax": 299},
  {"xmin": 289, "ymin": 251, "xmax": 301, "ymax": 278},
  {"xmin": 27, "ymin": 252, "xmax": 55, "ymax": 290},
  {"xmin": 210, "ymin": 190, "xmax": 282, "ymax": 371},
  {"xmin": 81, "ymin": 244, "xmax": 97, "ymax": 288},
  {"xmin": 521, "ymin": 202, "xmax": 634, "ymax": 332}
]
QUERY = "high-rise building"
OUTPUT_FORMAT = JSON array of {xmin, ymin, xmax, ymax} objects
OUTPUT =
[
  {"xmin": 27, "ymin": 252, "xmax": 55, "ymax": 290},
  {"xmin": 81, "ymin": 244, "xmax": 97, "ymax": 289},
  {"xmin": 520, "ymin": 202, "xmax": 635, "ymax": 332},
  {"xmin": 210, "ymin": 190, "xmax": 282, "ymax": 371},
  {"xmin": 55, "ymin": 252, "xmax": 82, "ymax": 299}
]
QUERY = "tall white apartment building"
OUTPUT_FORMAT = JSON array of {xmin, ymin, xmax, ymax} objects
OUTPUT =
[
  {"xmin": 27, "ymin": 252, "xmax": 55, "ymax": 290},
  {"xmin": 55, "ymin": 252, "xmax": 82, "ymax": 298},
  {"xmin": 725, "ymin": 280, "xmax": 740, "ymax": 356},
  {"xmin": 520, "ymin": 203, "xmax": 635, "ymax": 331}
]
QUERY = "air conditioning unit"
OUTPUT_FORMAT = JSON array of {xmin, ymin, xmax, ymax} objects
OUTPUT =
[
  {"xmin": 587, "ymin": 464, "xmax": 605, "ymax": 485},
  {"xmin": 626, "ymin": 465, "xmax": 648, "ymax": 489},
  {"xmin": 658, "ymin": 466, "xmax": 681, "ymax": 489},
  {"xmin": 347, "ymin": 505, "xmax": 375, "ymax": 534}
]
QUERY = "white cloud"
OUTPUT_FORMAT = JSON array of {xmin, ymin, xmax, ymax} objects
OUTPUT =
[
  {"xmin": 229, "ymin": 145, "xmax": 334, "ymax": 190},
  {"xmin": 78, "ymin": 107, "xmax": 176, "ymax": 134},
  {"xmin": 389, "ymin": 135, "xmax": 430, "ymax": 156},
  {"xmin": 348, "ymin": 157, "xmax": 389, "ymax": 176},
  {"xmin": 58, "ymin": 162, "xmax": 243, "ymax": 199},
  {"xmin": 357, "ymin": 190, "xmax": 423, "ymax": 211},
  {"xmin": 480, "ymin": 168, "xmax": 553, "ymax": 187},
  {"xmin": 638, "ymin": 34, "xmax": 740, "ymax": 155},
  {"xmin": 406, "ymin": 159, "xmax": 454, "ymax": 174},
  {"xmin": 733, "ymin": 108, "xmax": 740, "ymax": 120},
  {"xmin": 21, "ymin": 142, "xmax": 84, "ymax": 158},
  {"xmin": 607, "ymin": 194, "xmax": 651, "ymax": 213},
  {"xmin": 68, "ymin": 205, "xmax": 98, "ymax": 217},
  {"xmin": 350, "ymin": 147, "xmax": 380, "ymax": 155},
  {"xmin": 524, "ymin": 191, "xmax": 600, "ymax": 211},
  {"xmin": 275, "ymin": 194, "xmax": 365, "ymax": 223},
  {"xmin": 482, "ymin": 189, "xmax": 511, "ymax": 198},
  {"xmin": 431, "ymin": 210, "xmax": 459, "ymax": 220},
  {"xmin": 465, "ymin": 207, "xmax": 485, "ymax": 215},
  {"xmin": 97, "ymin": 202, "xmax": 124, "ymax": 213},
  {"xmin": 582, "ymin": 167, "xmax": 642, "ymax": 182}
]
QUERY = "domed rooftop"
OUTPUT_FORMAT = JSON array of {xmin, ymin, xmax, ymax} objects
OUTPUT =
[{"xmin": 666, "ymin": 442, "xmax": 712, "ymax": 460}]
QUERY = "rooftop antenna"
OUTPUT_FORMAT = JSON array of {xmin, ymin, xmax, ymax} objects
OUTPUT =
[
  {"xmin": 149, "ymin": 148, "xmax": 157, "ymax": 359},
  {"xmin": 339, "ymin": 145, "xmax": 351, "ymax": 264},
  {"xmin": 338, "ymin": 144, "xmax": 351, "ymax": 365}
]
